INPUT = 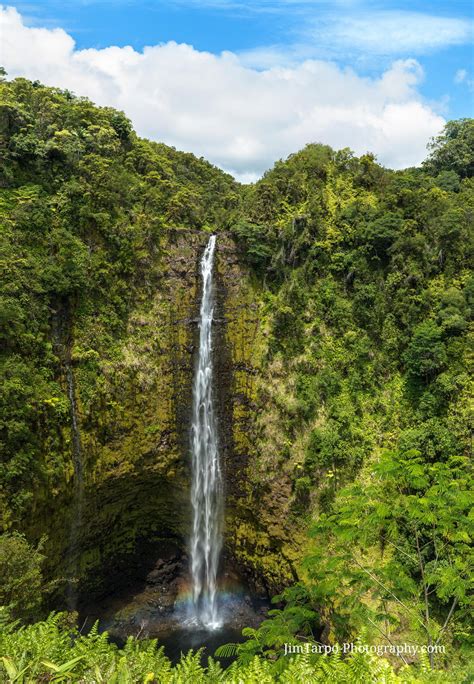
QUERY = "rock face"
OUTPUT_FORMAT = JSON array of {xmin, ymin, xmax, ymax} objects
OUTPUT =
[
  {"xmin": 21, "ymin": 228, "xmax": 299, "ymax": 606},
  {"xmin": 28, "ymin": 229, "xmax": 285, "ymax": 603}
]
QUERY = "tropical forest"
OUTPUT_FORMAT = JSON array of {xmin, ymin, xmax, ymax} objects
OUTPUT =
[{"xmin": 0, "ymin": 74, "xmax": 473, "ymax": 683}]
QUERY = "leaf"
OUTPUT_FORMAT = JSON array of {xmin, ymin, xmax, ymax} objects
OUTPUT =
[
  {"xmin": 1, "ymin": 656, "xmax": 25, "ymax": 680},
  {"xmin": 41, "ymin": 655, "xmax": 84, "ymax": 674},
  {"xmin": 214, "ymin": 642, "xmax": 240, "ymax": 658}
]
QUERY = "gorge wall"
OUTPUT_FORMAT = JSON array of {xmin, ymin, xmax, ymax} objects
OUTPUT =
[{"xmin": 24, "ymin": 230, "xmax": 294, "ymax": 602}]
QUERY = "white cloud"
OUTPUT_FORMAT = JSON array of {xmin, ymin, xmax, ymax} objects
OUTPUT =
[
  {"xmin": 308, "ymin": 10, "xmax": 472, "ymax": 56},
  {"xmin": 238, "ymin": 8, "xmax": 473, "ymax": 66},
  {"xmin": 454, "ymin": 68, "xmax": 474, "ymax": 91},
  {"xmin": 0, "ymin": 5, "xmax": 446, "ymax": 180}
]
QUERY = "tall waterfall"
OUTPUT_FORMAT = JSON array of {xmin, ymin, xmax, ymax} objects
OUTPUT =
[
  {"xmin": 65, "ymin": 362, "xmax": 84, "ymax": 611},
  {"xmin": 189, "ymin": 234, "xmax": 223, "ymax": 630}
]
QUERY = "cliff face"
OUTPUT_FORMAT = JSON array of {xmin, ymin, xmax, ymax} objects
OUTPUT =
[
  {"xmin": 214, "ymin": 241, "xmax": 300, "ymax": 595},
  {"xmin": 26, "ymin": 230, "xmax": 291, "ymax": 600},
  {"xmin": 30, "ymin": 230, "xmax": 199, "ymax": 596}
]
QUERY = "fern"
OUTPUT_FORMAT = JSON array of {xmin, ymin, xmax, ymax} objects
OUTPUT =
[
  {"xmin": 172, "ymin": 649, "xmax": 206, "ymax": 683},
  {"xmin": 214, "ymin": 642, "xmax": 240, "ymax": 658},
  {"xmin": 205, "ymin": 657, "xmax": 225, "ymax": 683},
  {"xmin": 282, "ymin": 653, "xmax": 319, "ymax": 683},
  {"xmin": 0, "ymin": 612, "xmax": 469, "ymax": 684}
]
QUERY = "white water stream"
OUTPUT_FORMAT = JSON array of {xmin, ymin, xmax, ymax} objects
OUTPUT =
[{"xmin": 189, "ymin": 235, "xmax": 223, "ymax": 629}]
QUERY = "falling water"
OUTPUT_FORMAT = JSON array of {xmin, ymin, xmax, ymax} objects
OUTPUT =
[
  {"xmin": 65, "ymin": 363, "xmax": 84, "ymax": 611},
  {"xmin": 189, "ymin": 235, "xmax": 223, "ymax": 630},
  {"xmin": 51, "ymin": 305, "xmax": 84, "ymax": 612}
]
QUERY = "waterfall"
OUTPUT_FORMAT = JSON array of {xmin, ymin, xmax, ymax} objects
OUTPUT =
[
  {"xmin": 65, "ymin": 362, "xmax": 84, "ymax": 611},
  {"xmin": 51, "ymin": 304, "xmax": 84, "ymax": 612},
  {"xmin": 189, "ymin": 234, "xmax": 223, "ymax": 630}
]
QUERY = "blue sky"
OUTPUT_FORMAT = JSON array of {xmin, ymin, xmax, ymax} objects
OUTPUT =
[
  {"xmin": 10, "ymin": 0, "xmax": 473, "ymax": 115},
  {"xmin": 1, "ymin": 1, "xmax": 473, "ymax": 178}
]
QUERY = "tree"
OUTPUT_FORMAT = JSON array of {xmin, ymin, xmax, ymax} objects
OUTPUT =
[
  {"xmin": 425, "ymin": 119, "xmax": 474, "ymax": 178},
  {"xmin": 0, "ymin": 533, "xmax": 47, "ymax": 620},
  {"xmin": 404, "ymin": 321, "xmax": 447, "ymax": 382},
  {"xmin": 304, "ymin": 450, "xmax": 472, "ymax": 666}
]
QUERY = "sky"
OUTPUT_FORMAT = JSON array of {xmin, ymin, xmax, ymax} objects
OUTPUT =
[{"xmin": 0, "ymin": 1, "xmax": 473, "ymax": 181}]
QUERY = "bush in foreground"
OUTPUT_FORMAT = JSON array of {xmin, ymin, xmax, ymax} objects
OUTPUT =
[{"xmin": 0, "ymin": 613, "xmax": 472, "ymax": 683}]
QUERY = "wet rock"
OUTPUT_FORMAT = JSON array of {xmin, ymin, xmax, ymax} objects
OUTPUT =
[{"xmin": 146, "ymin": 557, "xmax": 181, "ymax": 585}]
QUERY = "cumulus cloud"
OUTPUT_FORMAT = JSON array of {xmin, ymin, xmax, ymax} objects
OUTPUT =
[{"xmin": 0, "ymin": 5, "xmax": 445, "ymax": 179}]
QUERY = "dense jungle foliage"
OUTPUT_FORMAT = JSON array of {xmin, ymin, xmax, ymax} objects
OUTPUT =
[
  {"xmin": 0, "ymin": 612, "xmax": 468, "ymax": 684},
  {"xmin": 228, "ymin": 120, "xmax": 473, "ymax": 679},
  {"xmin": 0, "ymin": 75, "xmax": 472, "ymax": 682},
  {"xmin": 0, "ymin": 76, "xmax": 239, "ymax": 528}
]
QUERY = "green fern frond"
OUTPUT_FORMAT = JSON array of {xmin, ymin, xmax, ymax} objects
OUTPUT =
[{"xmin": 214, "ymin": 642, "xmax": 240, "ymax": 658}]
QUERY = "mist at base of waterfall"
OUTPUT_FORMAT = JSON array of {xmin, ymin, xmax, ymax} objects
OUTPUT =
[{"xmin": 80, "ymin": 585, "xmax": 269, "ymax": 665}]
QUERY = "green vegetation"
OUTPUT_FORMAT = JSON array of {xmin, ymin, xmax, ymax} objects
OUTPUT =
[
  {"xmin": 0, "ymin": 76, "xmax": 240, "ymax": 596},
  {"xmin": 0, "ymin": 76, "xmax": 472, "ymax": 682},
  {"xmin": 0, "ymin": 75, "xmax": 238, "ymax": 528},
  {"xmin": 0, "ymin": 534, "xmax": 49, "ymax": 622},
  {"xmin": 0, "ymin": 613, "xmax": 470, "ymax": 683},
  {"xmin": 227, "ymin": 125, "xmax": 473, "ymax": 679}
]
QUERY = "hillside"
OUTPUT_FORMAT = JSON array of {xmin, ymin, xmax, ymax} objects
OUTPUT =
[{"xmin": 0, "ymin": 77, "xmax": 472, "ymax": 682}]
